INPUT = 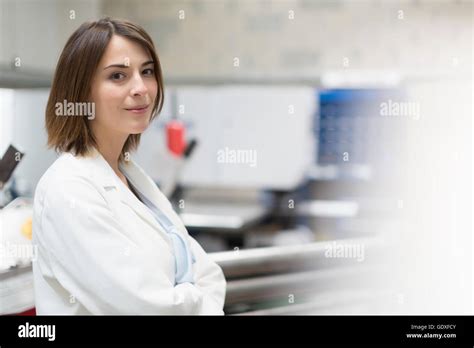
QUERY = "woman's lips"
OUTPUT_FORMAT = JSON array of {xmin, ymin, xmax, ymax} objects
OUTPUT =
[{"xmin": 125, "ymin": 105, "xmax": 149, "ymax": 114}]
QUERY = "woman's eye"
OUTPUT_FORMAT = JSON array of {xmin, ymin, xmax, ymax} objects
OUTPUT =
[
  {"xmin": 110, "ymin": 72, "xmax": 125, "ymax": 81},
  {"xmin": 143, "ymin": 68, "xmax": 154, "ymax": 76}
]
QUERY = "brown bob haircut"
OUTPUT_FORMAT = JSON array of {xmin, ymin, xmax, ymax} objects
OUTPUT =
[{"xmin": 45, "ymin": 17, "xmax": 164, "ymax": 162}]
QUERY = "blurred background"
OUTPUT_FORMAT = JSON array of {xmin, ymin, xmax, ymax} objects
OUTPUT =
[{"xmin": 0, "ymin": 0, "xmax": 472, "ymax": 315}]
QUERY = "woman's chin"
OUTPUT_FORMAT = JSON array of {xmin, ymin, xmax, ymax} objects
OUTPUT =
[
  {"xmin": 129, "ymin": 129, "xmax": 147, "ymax": 135},
  {"xmin": 129, "ymin": 122, "xmax": 149, "ymax": 134}
]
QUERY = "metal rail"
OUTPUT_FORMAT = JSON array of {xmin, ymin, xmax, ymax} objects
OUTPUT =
[{"xmin": 211, "ymin": 237, "xmax": 383, "ymax": 279}]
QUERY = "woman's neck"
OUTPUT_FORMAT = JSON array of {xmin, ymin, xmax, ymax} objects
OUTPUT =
[{"xmin": 90, "ymin": 122, "xmax": 129, "ymax": 174}]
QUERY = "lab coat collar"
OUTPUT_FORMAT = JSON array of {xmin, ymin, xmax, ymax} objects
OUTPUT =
[
  {"xmin": 81, "ymin": 147, "xmax": 186, "ymax": 238},
  {"xmin": 119, "ymin": 156, "xmax": 190, "ymax": 240},
  {"xmin": 79, "ymin": 147, "xmax": 163, "ymax": 233}
]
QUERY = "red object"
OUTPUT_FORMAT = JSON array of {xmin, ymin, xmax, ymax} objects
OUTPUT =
[
  {"xmin": 4, "ymin": 308, "xmax": 36, "ymax": 316},
  {"xmin": 17, "ymin": 308, "xmax": 36, "ymax": 316},
  {"xmin": 166, "ymin": 120, "xmax": 186, "ymax": 156}
]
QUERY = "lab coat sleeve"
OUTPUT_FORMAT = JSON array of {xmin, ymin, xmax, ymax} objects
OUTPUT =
[
  {"xmin": 38, "ymin": 176, "xmax": 205, "ymax": 315},
  {"xmin": 188, "ymin": 236, "xmax": 227, "ymax": 315}
]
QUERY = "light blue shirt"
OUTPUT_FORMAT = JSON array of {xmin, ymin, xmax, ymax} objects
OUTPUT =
[{"xmin": 126, "ymin": 178, "xmax": 196, "ymax": 285}]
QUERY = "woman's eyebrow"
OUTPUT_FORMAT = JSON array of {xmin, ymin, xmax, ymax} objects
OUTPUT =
[{"xmin": 103, "ymin": 60, "xmax": 154, "ymax": 70}]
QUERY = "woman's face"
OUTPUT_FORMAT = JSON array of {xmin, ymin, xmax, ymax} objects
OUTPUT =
[{"xmin": 89, "ymin": 35, "xmax": 157, "ymax": 138}]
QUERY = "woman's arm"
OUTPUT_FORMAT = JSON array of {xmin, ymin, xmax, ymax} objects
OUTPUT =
[
  {"xmin": 187, "ymin": 236, "xmax": 227, "ymax": 314},
  {"xmin": 37, "ymin": 175, "xmax": 206, "ymax": 315}
]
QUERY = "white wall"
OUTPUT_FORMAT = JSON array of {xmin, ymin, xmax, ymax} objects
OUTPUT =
[
  {"xmin": 0, "ymin": 0, "xmax": 471, "ymax": 82},
  {"xmin": 0, "ymin": 89, "xmax": 56, "ymax": 195}
]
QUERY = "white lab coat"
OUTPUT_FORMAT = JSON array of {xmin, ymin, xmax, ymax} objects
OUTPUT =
[{"xmin": 32, "ymin": 148, "xmax": 226, "ymax": 315}]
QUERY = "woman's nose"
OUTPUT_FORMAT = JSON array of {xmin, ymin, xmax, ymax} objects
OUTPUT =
[{"xmin": 130, "ymin": 73, "xmax": 148, "ymax": 96}]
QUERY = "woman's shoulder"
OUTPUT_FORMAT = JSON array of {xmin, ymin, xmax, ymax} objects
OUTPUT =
[
  {"xmin": 34, "ymin": 152, "xmax": 105, "ymax": 202},
  {"xmin": 38, "ymin": 152, "xmax": 84, "ymax": 184}
]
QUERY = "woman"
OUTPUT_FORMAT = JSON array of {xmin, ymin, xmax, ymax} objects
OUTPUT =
[{"xmin": 32, "ymin": 17, "xmax": 226, "ymax": 315}]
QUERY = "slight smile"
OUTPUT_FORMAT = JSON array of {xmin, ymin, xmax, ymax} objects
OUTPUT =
[{"xmin": 125, "ymin": 104, "xmax": 149, "ymax": 114}]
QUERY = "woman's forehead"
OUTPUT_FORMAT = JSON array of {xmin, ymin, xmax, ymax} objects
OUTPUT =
[{"xmin": 100, "ymin": 35, "xmax": 152, "ymax": 67}]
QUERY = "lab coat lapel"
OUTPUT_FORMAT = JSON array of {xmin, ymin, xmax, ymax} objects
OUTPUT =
[
  {"xmin": 87, "ymin": 148, "xmax": 165, "ymax": 234},
  {"xmin": 116, "ymin": 177, "xmax": 163, "ymax": 233},
  {"xmin": 118, "ymin": 157, "xmax": 187, "ymax": 236}
]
